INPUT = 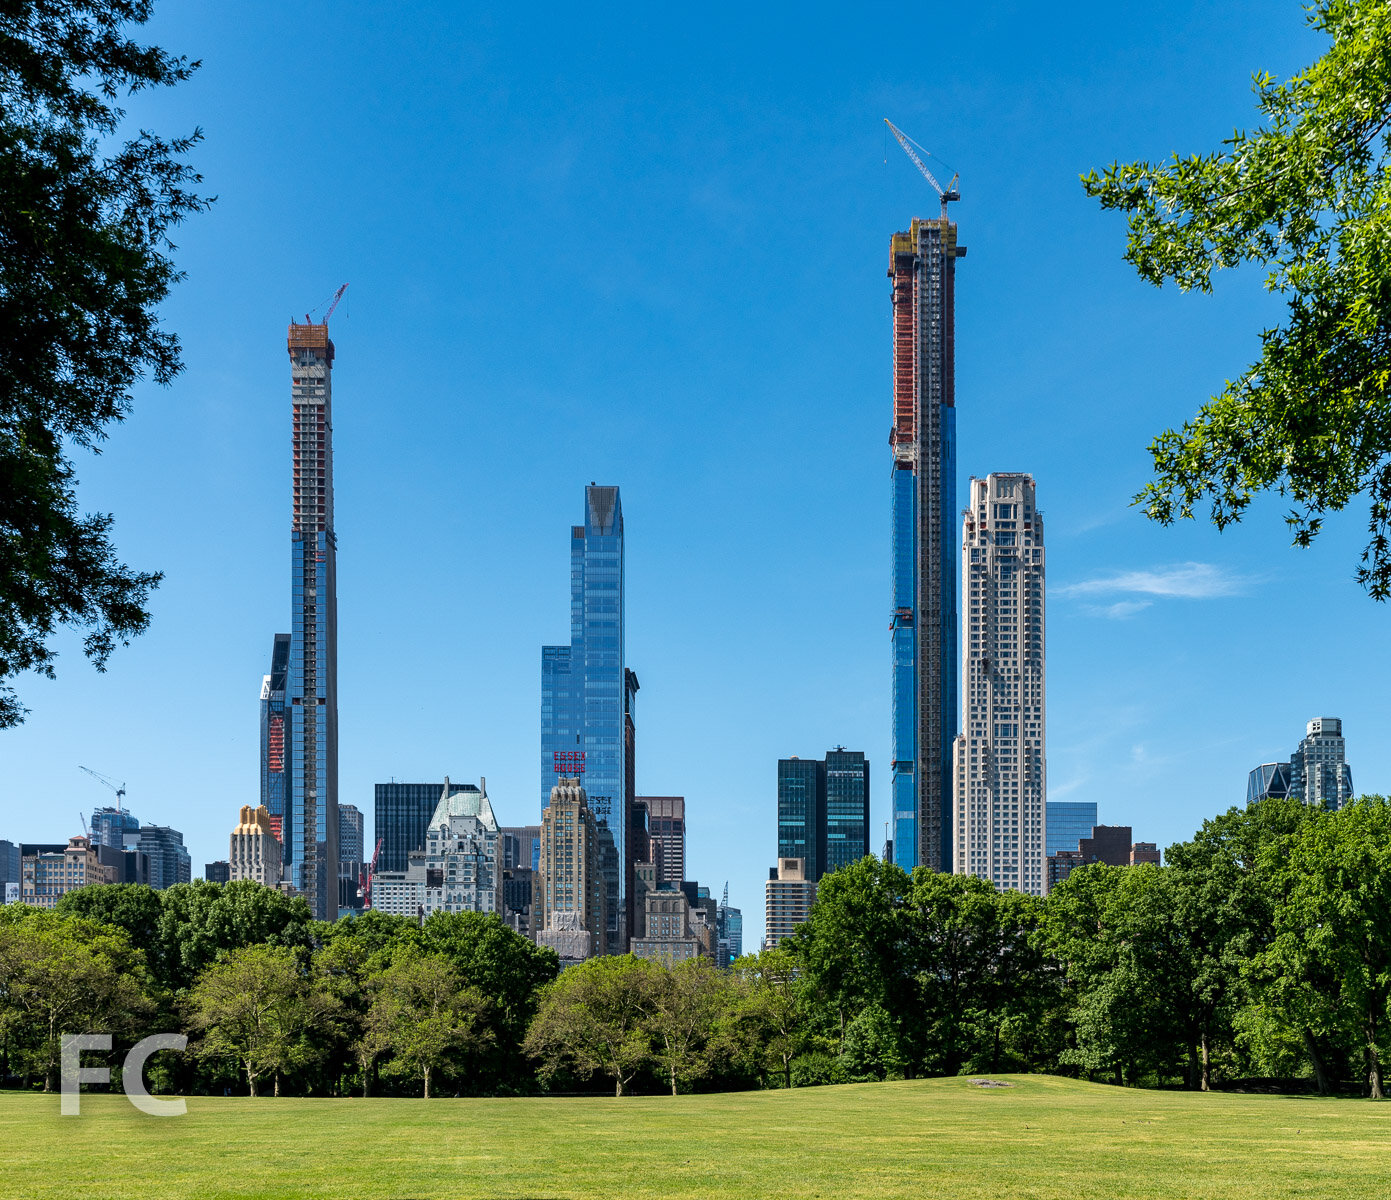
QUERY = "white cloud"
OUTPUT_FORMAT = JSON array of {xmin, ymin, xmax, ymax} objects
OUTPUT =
[
  {"xmin": 1081, "ymin": 599, "xmax": 1153, "ymax": 620},
  {"xmin": 1055, "ymin": 562, "xmax": 1252, "ymax": 602}
]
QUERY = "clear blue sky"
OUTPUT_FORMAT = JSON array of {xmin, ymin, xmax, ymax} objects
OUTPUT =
[{"xmin": 2, "ymin": 1, "xmax": 1377, "ymax": 948}]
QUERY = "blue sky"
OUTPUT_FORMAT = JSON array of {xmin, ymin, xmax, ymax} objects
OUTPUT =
[{"xmin": 2, "ymin": 1, "xmax": 1377, "ymax": 948}]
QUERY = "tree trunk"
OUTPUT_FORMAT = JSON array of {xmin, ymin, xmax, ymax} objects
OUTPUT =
[
  {"xmin": 670, "ymin": 1065, "xmax": 678, "ymax": 1097},
  {"xmin": 247, "ymin": 1065, "xmax": 258, "ymax": 1098},
  {"xmin": 614, "ymin": 1075, "xmax": 623, "ymax": 1098},
  {"xmin": 1200, "ymin": 1031, "xmax": 1212, "ymax": 1092},
  {"xmin": 362, "ymin": 1069, "xmax": 371, "ymax": 1099},
  {"xmin": 1303, "ymin": 1029, "xmax": 1331, "ymax": 1096},
  {"xmin": 1367, "ymin": 1029, "xmax": 1384, "ymax": 1101},
  {"xmin": 424, "ymin": 1067, "xmax": 432, "ymax": 1100},
  {"xmin": 273, "ymin": 1072, "xmax": 280, "ymax": 1098},
  {"xmin": 783, "ymin": 1055, "xmax": 792, "ymax": 1089}
]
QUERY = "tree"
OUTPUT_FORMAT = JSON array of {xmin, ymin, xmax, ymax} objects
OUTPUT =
[
  {"xmin": 185, "ymin": 944, "xmax": 338, "ymax": 1097},
  {"xmin": 0, "ymin": 907, "xmax": 153, "ymax": 1090},
  {"xmin": 1255, "ymin": 797, "xmax": 1391, "ymax": 1098},
  {"xmin": 0, "ymin": 1, "xmax": 211, "ymax": 725},
  {"xmin": 647, "ymin": 957, "xmax": 730, "ymax": 1096},
  {"xmin": 523, "ymin": 955, "xmax": 659, "ymax": 1096},
  {"xmin": 155, "ymin": 880, "xmax": 314, "ymax": 992},
  {"xmin": 1083, "ymin": 0, "xmax": 1391, "ymax": 595},
  {"xmin": 731, "ymin": 947, "xmax": 811, "ymax": 1089}
]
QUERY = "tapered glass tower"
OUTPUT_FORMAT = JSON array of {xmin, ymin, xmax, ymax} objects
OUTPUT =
[
  {"xmin": 286, "ymin": 319, "xmax": 340, "ymax": 919},
  {"xmin": 541, "ymin": 485, "xmax": 626, "ymax": 953},
  {"xmin": 890, "ymin": 215, "xmax": 964, "ymax": 873}
]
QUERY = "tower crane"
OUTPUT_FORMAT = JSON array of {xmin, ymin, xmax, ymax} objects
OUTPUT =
[
  {"xmin": 79, "ymin": 765, "xmax": 126, "ymax": 811},
  {"xmin": 359, "ymin": 836, "xmax": 384, "ymax": 908},
  {"xmin": 304, "ymin": 282, "xmax": 349, "ymax": 326},
  {"xmin": 884, "ymin": 119, "xmax": 960, "ymax": 220}
]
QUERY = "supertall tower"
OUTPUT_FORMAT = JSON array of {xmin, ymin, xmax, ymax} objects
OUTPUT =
[
  {"xmin": 541, "ymin": 485, "xmax": 628, "ymax": 954},
  {"xmin": 953, "ymin": 473, "xmax": 1046, "ymax": 895},
  {"xmin": 888, "ymin": 186, "xmax": 965, "ymax": 874},
  {"xmin": 286, "ymin": 312, "xmax": 341, "ymax": 919}
]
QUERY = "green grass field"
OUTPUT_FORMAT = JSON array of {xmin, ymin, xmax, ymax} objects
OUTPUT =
[{"xmin": 3, "ymin": 1075, "xmax": 1388, "ymax": 1199}]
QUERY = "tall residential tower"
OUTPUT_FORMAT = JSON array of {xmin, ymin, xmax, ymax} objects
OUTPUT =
[
  {"xmin": 541, "ymin": 485, "xmax": 628, "ymax": 953},
  {"xmin": 890, "ymin": 214, "xmax": 964, "ymax": 873},
  {"xmin": 286, "ymin": 318, "xmax": 340, "ymax": 919},
  {"xmin": 953, "ymin": 473, "xmax": 1046, "ymax": 895}
]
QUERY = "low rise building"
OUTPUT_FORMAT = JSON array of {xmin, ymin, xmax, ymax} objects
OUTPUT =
[{"xmin": 20, "ymin": 836, "xmax": 116, "ymax": 908}]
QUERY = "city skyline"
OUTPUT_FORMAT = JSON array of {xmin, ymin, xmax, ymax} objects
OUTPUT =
[{"xmin": 4, "ymin": 2, "xmax": 1387, "ymax": 949}]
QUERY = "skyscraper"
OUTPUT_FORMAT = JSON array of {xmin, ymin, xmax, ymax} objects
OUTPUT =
[
  {"xmin": 339, "ymin": 802, "xmax": 365, "ymax": 911},
  {"xmin": 764, "ymin": 858, "xmax": 816, "ymax": 949},
  {"xmin": 777, "ymin": 751, "xmax": 869, "ymax": 884},
  {"xmin": 535, "ymin": 776, "xmax": 607, "ymax": 964},
  {"xmin": 260, "ymin": 633, "xmax": 291, "ymax": 822},
  {"xmin": 137, "ymin": 825, "xmax": 192, "ymax": 890},
  {"xmin": 641, "ymin": 796, "xmax": 685, "ymax": 887},
  {"xmin": 824, "ymin": 748, "xmax": 870, "ymax": 875},
  {"xmin": 1045, "ymin": 800, "xmax": 1098, "ymax": 858},
  {"xmin": 541, "ymin": 485, "xmax": 628, "ymax": 953},
  {"xmin": 229, "ymin": 805, "xmax": 283, "ymax": 888},
  {"xmin": 1289, "ymin": 717, "xmax": 1355, "ymax": 811},
  {"xmin": 953, "ymin": 473, "xmax": 1046, "ymax": 896},
  {"xmin": 90, "ymin": 806, "xmax": 140, "ymax": 850},
  {"xmin": 890, "ymin": 214, "xmax": 964, "ymax": 874},
  {"xmin": 286, "ymin": 317, "xmax": 340, "ymax": 919}
]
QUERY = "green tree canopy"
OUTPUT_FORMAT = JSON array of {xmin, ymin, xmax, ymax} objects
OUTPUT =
[
  {"xmin": 1084, "ymin": 0, "xmax": 1391, "ymax": 594},
  {"xmin": 0, "ymin": 0, "xmax": 210, "ymax": 725}
]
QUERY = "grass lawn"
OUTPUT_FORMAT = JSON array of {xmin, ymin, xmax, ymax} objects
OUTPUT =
[{"xmin": 3, "ymin": 1074, "xmax": 1389, "ymax": 1199}]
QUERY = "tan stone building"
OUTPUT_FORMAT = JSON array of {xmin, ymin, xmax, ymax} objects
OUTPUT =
[
  {"xmin": 536, "ymin": 777, "xmax": 606, "ymax": 964},
  {"xmin": 229, "ymin": 804, "xmax": 283, "ymax": 887},
  {"xmin": 20, "ymin": 836, "xmax": 116, "ymax": 908},
  {"xmin": 630, "ymin": 887, "xmax": 701, "ymax": 963}
]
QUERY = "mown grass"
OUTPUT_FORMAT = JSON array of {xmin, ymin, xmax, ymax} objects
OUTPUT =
[{"xmin": 2, "ymin": 1074, "xmax": 1389, "ymax": 1199}]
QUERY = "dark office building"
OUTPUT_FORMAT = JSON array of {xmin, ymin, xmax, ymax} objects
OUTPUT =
[
  {"xmin": 1, "ymin": 839, "xmax": 20, "ymax": 903},
  {"xmin": 260, "ymin": 633, "xmax": 292, "ymax": 823},
  {"xmin": 138, "ymin": 826, "xmax": 191, "ymax": 890},
  {"xmin": 205, "ymin": 861, "xmax": 231, "ymax": 884},
  {"xmin": 375, "ymin": 781, "xmax": 473, "ymax": 874},
  {"xmin": 639, "ymin": 796, "xmax": 685, "ymax": 887},
  {"xmin": 777, "ymin": 758, "xmax": 825, "ymax": 883},
  {"xmin": 824, "ymin": 748, "xmax": 870, "ymax": 875},
  {"xmin": 778, "ymin": 750, "xmax": 870, "ymax": 884}
]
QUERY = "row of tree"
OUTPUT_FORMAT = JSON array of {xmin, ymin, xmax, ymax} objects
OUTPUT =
[{"xmin": 2, "ymin": 795, "xmax": 1389, "ymax": 1098}]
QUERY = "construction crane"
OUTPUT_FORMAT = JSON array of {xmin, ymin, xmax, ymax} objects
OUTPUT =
[
  {"xmin": 79, "ymin": 765, "xmax": 126, "ymax": 811},
  {"xmin": 359, "ymin": 836, "xmax": 384, "ymax": 908},
  {"xmin": 304, "ymin": 282, "xmax": 349, "ymax": 326},
  {"xmin": 884, "ymin": 119, "xmax": 960, "ymax": 220}
]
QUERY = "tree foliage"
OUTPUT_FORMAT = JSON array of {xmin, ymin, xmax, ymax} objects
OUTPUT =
[
  {"xmin": 0, "ymin": 0, "xmax": 211, "ymax": 726},
  {"xmin": 1083, "ymin": 0, "xmax": 1391, "ymax": 595}
]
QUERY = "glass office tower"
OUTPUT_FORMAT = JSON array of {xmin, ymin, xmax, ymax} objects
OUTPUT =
[
  {"xmin": 541, "ymin": 485, "xmax": 627, "ymax": 954},
  {"xmin": 287, "ymin": 319, "xmax": 340, "ymax": 919},
  {"xmin": 777, "ymin": 757, "xmax": 825, "ymax": 883},
  {"xmin": 375, "ymin": 781, "xmax": 474, "ymax": 874},
  {"xmin": 825, "ymin": 748, "xmax": 870, "ymax": 875},
  {"xmin": 260, "ymin": 633, "xmax": 291, "ymax": 824},
  {"xmin": 1045, "ymin": 800, "xmax": 1098, "ymax": 858},
  {"xmin": 889, "ymin": 215, "xmax": 963, "ymax": 874}
]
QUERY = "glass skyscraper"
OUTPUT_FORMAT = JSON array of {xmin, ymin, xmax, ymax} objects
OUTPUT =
[
  {"xmin": 777, "ymin": 750, "xmax": 870, "ymax": 884},
  {"xmin": 260, "ymin": 633, "xmax": 291, "ymax": 825},
  {"xmin": 286, "ymin": 318, "xmax": 340, "ymax": 919},
  {"xmin": 541, "ymin": 485, "xmax": 627, "ymax": 954},
  {"xmin": 825, "ymin": 749, "xmax": 870, "ymax": 875},
  {"xmin": 890, "ymin": 214, "xmax": 962, "ymax": 874},
  {"xmin": 1248, "ymin": 717, "xmax": 1354, "ymax": 810}
]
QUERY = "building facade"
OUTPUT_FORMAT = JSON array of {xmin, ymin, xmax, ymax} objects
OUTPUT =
[
  {"xmin": 20, "ymin": 837, "xmax": 116, "ymax": 907},
  {"xmin": 338, "ymin": 802, "xmax": 365, "ymax": 911},
  {"xmin": 825, "ymin": 748, "xmax": 870, "ymax": 875},
  {"xmin": 1, "ymin": 839, "xmax": 21, "ymax": 903},
  {"xmin": 890, "ymin": 214, "xmax": 963, "ymax": 875},
  {"xmin": 375, "ymin": 781, "xmax": 472, "ymax": 874},
  {"xmin": 717, "ymin": 890, "xmax": 743, "ymax": 967},
  {"xmin": 501, "ymin": 825, "xmax": 540, "ymax": 938},
  {"xmin": 953, "ymin": 473, "xmax": 1047, "ymax": 895},
  {"xmin": 777, "ymin": 751, "xmax": 870, "ymax": 884},
  {"xmin": 286, "ymin": 318, "xmax": 340, "ymax": 920},
  {"xmin": 260, "ymin": 632, "xmax": 292, "ymax": 825},
  {"xmin": 138, "ymin": 826, "xmax": 191, "ymax": 890},
  {"xmin": 534, "ymin": 776, "xmax": 606, "ymax": 964},
  {"xmin": 640, "ymin": 796, "xmax": 685, "ymax": 887},
  {"xmin": 1045, "ymin": 801, "xmax": 1097, "ymax": 859},
  {"xmin": 229, "ymin": 805, "xmax": 283, "ymax": 888},
  {"xmin": 205, "ymin": 861, "xmax": 231, "ymax": 884},
  {"xmin": 630, "ymin": 887, "xmax": 702, "ymax": 963},
  {"xmin": 764, "ymin": 857, "xmax": 816, "ymax": 949},
  {"xmin": 541, "ymin": 485, "xmax": 628, "ymax": 954},
  {"xmin": 370, "ymin": 779, "xmax": 500, "ymax": 919},
  {"xmin": 1247, "ymin": 717, "xmax": 1354, "ymax": 810}
]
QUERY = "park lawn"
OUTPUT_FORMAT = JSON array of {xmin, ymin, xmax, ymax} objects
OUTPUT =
[{"xmin": 1, "ymin": 1074, "xmax": 1389, "ymax": 1200}]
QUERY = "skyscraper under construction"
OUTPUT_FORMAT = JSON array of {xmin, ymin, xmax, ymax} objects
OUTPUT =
[
  {"xmin": 286, "ymin": 313, "xmax": 341, "ymax": 919},
  {"xmin": 889, "ymin": 209, "xmax": 965, "ymax": 874}
]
